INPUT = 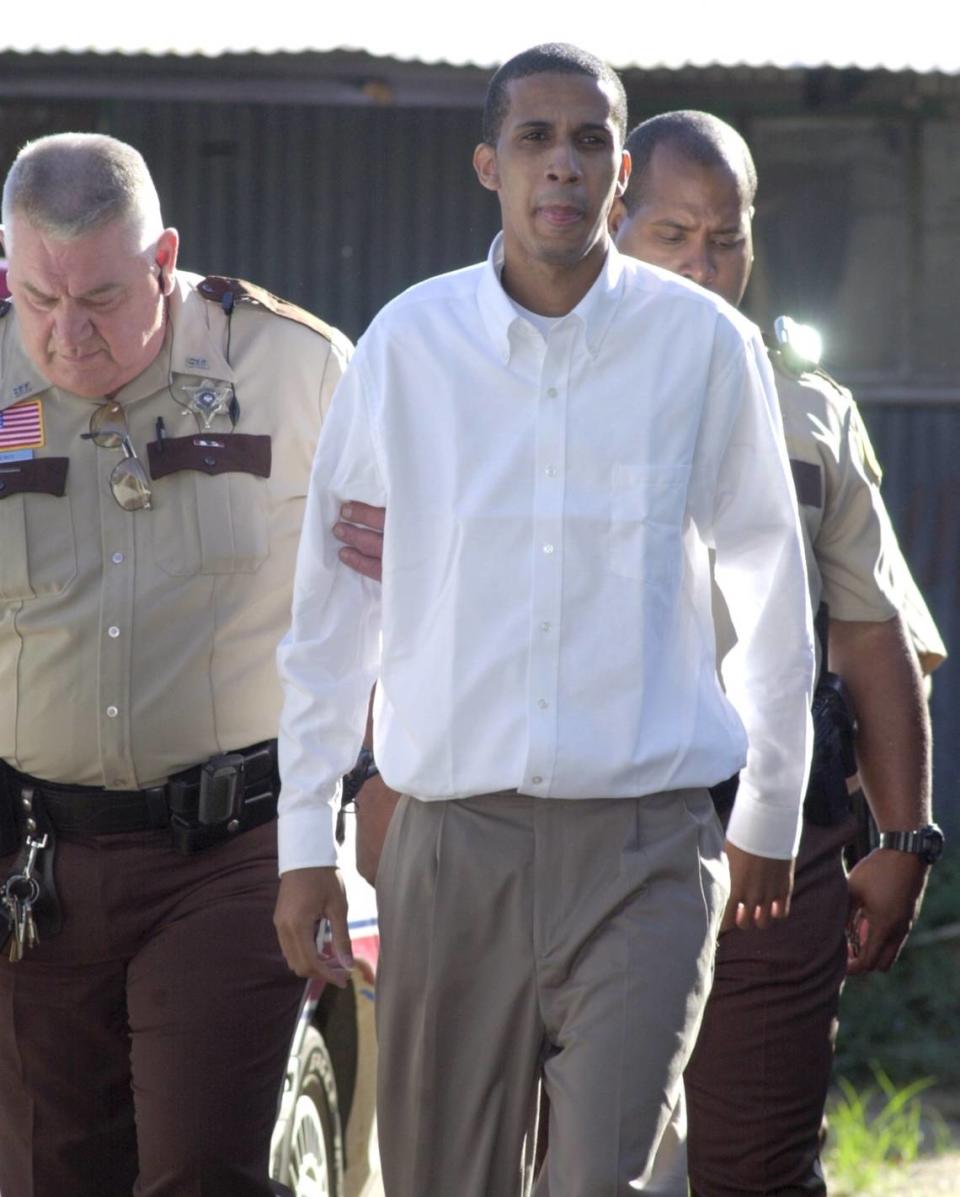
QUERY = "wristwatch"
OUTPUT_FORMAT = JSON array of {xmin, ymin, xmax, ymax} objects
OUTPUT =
[
  {"xmin": 341, "ymin": 746, "xmax": 379, "ymax": 806},
  {"xmin": 336, "ymin": 748, "xmax": 380, "ymax": 845},
  {"xmin": 876, "ymin": 823, "xmax": 945, "ymax": 865}
]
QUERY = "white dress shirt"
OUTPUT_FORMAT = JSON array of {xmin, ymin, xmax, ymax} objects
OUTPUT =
[{"xmin": 277, "ymin": 236, "xmax": 815, "ymax": 872}]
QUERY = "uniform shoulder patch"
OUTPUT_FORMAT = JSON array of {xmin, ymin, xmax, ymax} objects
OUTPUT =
[
  {"xmin": 0, "ymin": 299, "xmax": 11, "ymax": 319},
  {"xmin": 197, "ymin": 275, "xmax": 337, "ymax": 343},
  {"xmin": 789, "ymin": 458, "xmax": 823, "ymax": 508}
]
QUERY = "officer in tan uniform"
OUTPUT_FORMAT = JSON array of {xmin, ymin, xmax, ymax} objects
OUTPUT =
[
  {"xmin": 610, "ymin": 110, "xmax": 945, "ymax": 1197},
  {"xmin": 0, "ymin": 132, "xmax": 352, "ymax": 1196}
]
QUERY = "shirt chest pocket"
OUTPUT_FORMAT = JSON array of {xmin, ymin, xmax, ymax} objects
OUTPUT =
[
  {"xmin": 608, "ymin": 463, "xmax": 688, "ymax": 583},
  {"xmin": 0, "ymin": 459, "xmax": 77, "ymax": 601},
  {"xmin": 146, "ymin": 434, "xmax": 272, "ymax": 577}
]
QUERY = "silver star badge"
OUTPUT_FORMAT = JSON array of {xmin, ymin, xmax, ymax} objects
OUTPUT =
[{"xmin": 180, "ymin": 379, "xmax": 235, "ymax": 430}]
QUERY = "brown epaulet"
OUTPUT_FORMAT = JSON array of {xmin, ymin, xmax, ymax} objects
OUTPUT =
[{"xmin": 197, "ymin": 275, "xmax": 337, "ymax": 343}]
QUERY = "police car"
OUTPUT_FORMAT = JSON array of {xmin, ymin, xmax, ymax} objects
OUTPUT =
[{"xmin": 269, "ymin": 815, "xmax": 382, "ymax": 1196}]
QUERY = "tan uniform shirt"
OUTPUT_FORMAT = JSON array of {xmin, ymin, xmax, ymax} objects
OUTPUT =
[
  {"xmin": 0, "ymin": 270, "xmax": 350, "ymax": 788},
  {"xmin": 716, "ymin": 360, "xmax": 946, "ymax": 671}
]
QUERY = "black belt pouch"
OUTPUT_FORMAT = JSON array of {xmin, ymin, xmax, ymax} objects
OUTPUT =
[{"xmin": 0, "ymin": 762, "xmax": 20, "ymax": 856}]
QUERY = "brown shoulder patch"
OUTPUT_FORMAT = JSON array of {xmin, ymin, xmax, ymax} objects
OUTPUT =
[
  {"xmin": 197, "ymin": 276, "xmax": 336, "ymax": 343},
  {"xmin": 789, "ymin": 458, "xmax": 823, "ymax": 508}
]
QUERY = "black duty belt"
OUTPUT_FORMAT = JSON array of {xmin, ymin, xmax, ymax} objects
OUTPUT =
[{"xmin": 1, "ymin": 740, "xmax": 279, "ymax": 853}]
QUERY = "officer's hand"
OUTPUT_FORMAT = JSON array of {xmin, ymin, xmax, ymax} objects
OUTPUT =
[
  {"xmin": 356, "ymin": 773, "xmax": 401, "ymax": 887},
  {"xmin": 274, "ymin": 866, "xmax": 354, "ymax": 985},
  {"xmin": 334, "ymin": 501, "xmax": 385, "ymax": 582},
  {"xmin": 845, "ymin": 848, "xmax": 928, "ymax": 974},
  {"xmin": 721, "ymin": 840, "xmax": 795, "ymax": 932}
]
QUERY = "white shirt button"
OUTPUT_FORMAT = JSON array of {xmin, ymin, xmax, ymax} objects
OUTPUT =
[
  {"xmin": 108, "ymin": 626, "xmax": 120, "ymax": 639},
  {"xmin": 111, "ymin": 552, "xmax": 124, "ymax": 565},
  {"xmin": 543, "ymin": 543, "xmax": 554, "ymax": 555},
  {"xmin": 544, "ymin": 465, "xmax": 557, "ymax": 477},
  {"xmin": 546, "ymin": 387, "xmax": 558, "ymax": 398},
  {"xmin": 537, "ymin": 698, "xmax": 549, "ymax": 709},
  {"xmin": 540, "ymin": 621, "xmax": 552, "ymax": 632},
  {"xmin": 106, "ymin": 706, "xmax": 119, "ymax": 718},
  {"xmin": 531, "ymin": 775, "xmax": 543, "ymax": 784}
]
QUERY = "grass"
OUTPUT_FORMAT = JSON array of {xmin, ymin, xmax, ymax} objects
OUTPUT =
[
  {"xmin": 825, "ymin": 853, "xmax": 960, "ymax": 1194},
  {"xmin": 824, "ymin": 1067, "xmax": 950, "ymax": 1195}
]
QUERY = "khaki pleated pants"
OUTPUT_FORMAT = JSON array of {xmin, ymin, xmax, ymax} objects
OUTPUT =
[{"xmin": 375, "ymin": 788, "xmax": 729, "ymax": 1197}]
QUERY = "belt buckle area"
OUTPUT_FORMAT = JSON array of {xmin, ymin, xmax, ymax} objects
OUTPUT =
[{"xmin": 198, "ymin": 753, "xmax": 245, "ymax": 826}]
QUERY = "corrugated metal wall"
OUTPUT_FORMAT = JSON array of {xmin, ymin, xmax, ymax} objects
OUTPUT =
[{"xmin": 109, "ymin": 101, "xmax": 501, "ymax": 340}]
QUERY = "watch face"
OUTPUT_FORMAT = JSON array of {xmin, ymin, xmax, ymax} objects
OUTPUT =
[{"xmin": 920, "ymin": 827, "xmax": 945, "ymax": 865}]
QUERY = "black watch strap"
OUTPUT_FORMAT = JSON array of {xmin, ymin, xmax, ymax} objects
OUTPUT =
[
  {"xmin": 341, "ymin": 747, "xmax": 379, "ymax": 807},
  {"xmin": 336, "ymin": 748, "xmax": 380, "ymax": 845}
]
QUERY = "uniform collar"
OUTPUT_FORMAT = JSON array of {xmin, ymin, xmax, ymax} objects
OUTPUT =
[
  {"xmin": 476, "ymin": 231, "xmax": 626, "ymax": 364},
  {"xmin": 0, "ymin": 307, "xmax": 52, "ymax": 412},
  {"xmin": 166, "ymin": 270, "xmax": 236, "ymax": 387}
]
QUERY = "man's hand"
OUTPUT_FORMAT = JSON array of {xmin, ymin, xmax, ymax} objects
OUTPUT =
[
  {"xmin": 274, "ymin": 866, "xmax": 353, "ymax": 985},
  {"xmin": 356, "ymin": 773, "xmax": 401, "ymax": 887},
  {"xmin": 334, "ymin": 501, "xmax": 385, "ymax": 582},
  {"xmin": 721, "ymin": 840, "xmax": 795, "ymax": 932},
  {"xmin": 846, "ymin": 848, "xmax": 928, "ymax": 974}
]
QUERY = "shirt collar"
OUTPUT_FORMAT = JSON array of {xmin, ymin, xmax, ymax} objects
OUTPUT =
[{"xmin": 476, "ymin": 231, "xmax": 626, "ymax": 363}]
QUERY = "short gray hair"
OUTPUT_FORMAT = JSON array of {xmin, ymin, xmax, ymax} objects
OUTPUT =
[{"xmin": 2, "ymin": 132, "xmax": 164, "ymax": 250}]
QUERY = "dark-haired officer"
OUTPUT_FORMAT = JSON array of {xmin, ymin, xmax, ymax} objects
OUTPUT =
[{"xmin": 611, "ymin": 110, "xmax": 945, "ymax": 1197}]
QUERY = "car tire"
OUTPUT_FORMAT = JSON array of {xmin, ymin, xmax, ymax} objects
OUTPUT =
[{"xmin": 283, "ymin": 1025, "xmax": 345, "ymax": 1197}]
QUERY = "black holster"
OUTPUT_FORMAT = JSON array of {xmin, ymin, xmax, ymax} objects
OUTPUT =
[
  {"xmin": 708, "ymin": 603, "xmax": 858, "ymax": 830},
  {"xmin": 804, "ymin": 670, "xmax": 857, "ymax": 826},
  {"xmin": 168, "ymin": 742, "xmax": 279, "ymax": 855}
]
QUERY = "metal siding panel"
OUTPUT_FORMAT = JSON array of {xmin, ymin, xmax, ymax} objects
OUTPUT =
[
  {"xmin": 746, "ymin": 117, "xmax": 912, "ymax": 381},
  {"xmin": 102, "ymin": 100, "xmax": 497, "ymax": 340}
]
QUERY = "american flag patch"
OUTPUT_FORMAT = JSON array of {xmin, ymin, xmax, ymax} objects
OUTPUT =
[{"xmin": 0, "ymin": 400, "xmax": 44, "ymax": 450}]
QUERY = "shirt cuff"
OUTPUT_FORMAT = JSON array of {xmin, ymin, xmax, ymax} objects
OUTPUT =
[
  {"xmin": 724, "ymin": 784, "xmax": 803, "ymax": 860},
  {"xmin": 277, "ymin": 789, "xmax": 340, "ymax": 874}
]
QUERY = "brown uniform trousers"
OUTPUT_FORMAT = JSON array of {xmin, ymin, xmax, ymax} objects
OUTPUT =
[
  {"xmin": 685, "ymin": 812, "xmax": 858, "ymax": 1196},
  {"xmin": 0, "ymin": 816, "xmax": 302, "ymax": 1197}
]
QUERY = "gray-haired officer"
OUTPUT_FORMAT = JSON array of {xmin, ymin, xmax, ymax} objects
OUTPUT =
[
  {"xmin": 0, "ymin": 132, "xmax": 352, "ymax": 1196},
  {"xmin": 611, "ymin": 110, "xmax": 945, "ymax": 1197}
]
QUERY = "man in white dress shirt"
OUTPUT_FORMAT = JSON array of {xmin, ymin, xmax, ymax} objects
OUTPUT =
[{"xmin": 273, "ymin": 43, "xmax": 815, "ymax": 1197}]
